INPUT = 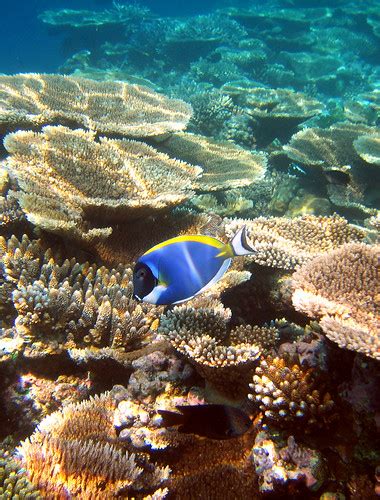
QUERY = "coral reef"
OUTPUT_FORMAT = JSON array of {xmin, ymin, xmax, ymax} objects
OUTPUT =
[
  {"xmin": 3, "ymin": 126, "xmax": 201, "ymax": 243},
  {"xmin": 0, "ymin": 444, "xmax": 41, "ymax": 499},
  {"xmin": 292, "ymin": 243, "xmax": 380, "ymax": 360},
  {"xmin": 251, "ymin": 431, "xmax": 325, "ymax": 493},
  {"xmin": 0, "ymin": 74, "xmax": 191, "ymax": 136},
  {"xmin": 223, "ymin": 214, "xmax": 366, "ymax": 270},
  {"xmin": 158, "ymin": 302, "xmax": 262, "ymax": 399},
  {"xmin": 249, "ymin": 356, "xmax": 335, "ymax": 428},
  {"xmin": 157, "ymin": 131, "xmax": 266, "ymax": 192},
  {"xmin": 0, "ymin": 234, "xmax": 161, "ymax": 356},
  {"xmin": 221, "ymin": 84, "xmax": 323, "ymax": 145},
  {"xmin": 17, "ymin": 390, "xmax": 169, "ymax": 497}
]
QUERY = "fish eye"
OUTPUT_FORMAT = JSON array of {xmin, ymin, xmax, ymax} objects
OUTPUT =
[{"xmin": 136, "ymin": 268, "xmax": 146, "ymax": 279}]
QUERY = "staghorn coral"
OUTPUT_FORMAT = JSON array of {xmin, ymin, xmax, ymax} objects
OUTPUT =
[
  {"xmin": 291, "ymin": 243, "xmax": 380, "ymax": 360},
  {"xmin": 248, "ymin": 355, "xmax": 335, "ymax": 428},
  {"xmin": 0, "ymin": 73, "xmax": 192, "ymax": 136},
  {"xmin": 17, "ymin": 389, "xmax": 169, "ymax": 497},
  {"xmin": 223, "ymin": 214, "xmax": 366, "ymax": 270},
  {"xmin": 157, "ymin": 131, "xmax": 266, "ymax": 192},
  {"xmin": 0, "ymin": 444, "xmax": 41, "ymax": 499},
  {"xmin": 4, "ymin": 125, "xmax": 201, "ymax": 243},
  {"xmin": 0, "ymin": 234, "xmax": 161, "ymax": 355},
  {"xmin": 158, "ymin": 304, "xmax": 261, "ymax": 399}
]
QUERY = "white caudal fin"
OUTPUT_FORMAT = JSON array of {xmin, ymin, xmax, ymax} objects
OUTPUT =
[{"xmin": 230, "ymin": 225, "xmax": 256, "ymax": 256}]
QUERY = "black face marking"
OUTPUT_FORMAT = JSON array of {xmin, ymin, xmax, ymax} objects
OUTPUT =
[{"xmin": 133, "ymin": 262, "xmax": 157, "ymax": 300}]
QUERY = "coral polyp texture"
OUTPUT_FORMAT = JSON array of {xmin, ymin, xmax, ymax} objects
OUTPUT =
[
  {"xmin": 158, "ymin": 304, "xmax": 262, "ymax": 398},
  {"xmin": 249, "ymin": 356, "xmax": 335, "ymax": 428},
  {"xmin": 0, "ymin": 73, "xmax": 192, "ymax": 136},
  {"xmin": 158, "ymin": 131, "xmax": 267, "ymax": 191},
  {"xmin": 3, "ymin": 125, "xmax": 201, "ymax": 242},
  {"xmin": 0, "ymin": 234, "xmax": 161, "ymax": 355},
  {"xmin": 223, "ymin": 214, "xmax": 366, "ymax": 270},
  {"xmin": 291, "ymin": 243, "xmax": 380, "ymax": 360},
  {"xmin": 0, "ymin": 446, "xmax": 41, "ymax": 499},
  {"xmin": 17, "ymin": 390, "xmax": 169, "ymax": 497}
]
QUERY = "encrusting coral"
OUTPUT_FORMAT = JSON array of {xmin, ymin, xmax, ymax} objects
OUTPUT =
[
  {"xmin": 0, "ymin": 73, "xmax": 192, "ymax": 136},
  {"xmin": 0, "ymin": 234, "xmax": 161, "ymax": 356},
  {"xmin": 291, "ymin": 243, "xmax": 380, "ymax": 360},
  {"xmin": 17, "ymin": 390, "xmax": 170, "ymax": 497},
  {"xmin": 223, "ymin": 214, "xmax": 366, "ymax": 270},
  {"xmin": 248, "ymin": 355, "xmax": 335, "ymax": 428},
  {"xmin": 3, "ymin": 125, "xmax": 201, "ymax": 243}
]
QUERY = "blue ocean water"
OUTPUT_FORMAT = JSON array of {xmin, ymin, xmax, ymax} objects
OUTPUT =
[{"xmin": 1, "ymin": 0, "xmax": 241, "ymax": 73}]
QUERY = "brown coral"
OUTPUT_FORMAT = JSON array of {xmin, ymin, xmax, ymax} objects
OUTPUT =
[
  {"xmin": 3, "ymin": 125, "xmax": 201, "ymax": 243},
  {"xmin": 157, "ymin": 131, "xmax": 266, "ymax": 191},
  {"xmin": 17, "ymin": 390, "xmax": 169, "ymax": 497},
  {"xmin": 0, "ymin": 234, "xmax": 161, "ymax": 356},
  {"xmin": 0, "ymin": 73, "xmax": 192, "ymax": 136},
  {"xmin": 249, "ymin": 356, "xmax": 335, "ymax": 428},
  {"xmin": 224, "ymin": 214, "xmax": 366, "ymax": 270},
  {"xmin": 291, "ymin": 243, "xmax": 380, "ymax": 360}
]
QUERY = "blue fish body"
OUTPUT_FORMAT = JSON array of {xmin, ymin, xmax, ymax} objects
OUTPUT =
[{"xmin": 133, "ymin": 227, "xmax": 255, "ymax": 305}]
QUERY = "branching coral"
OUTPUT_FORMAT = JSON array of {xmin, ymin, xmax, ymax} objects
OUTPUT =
[
  {"xmin": 17, "ymin": 390, "xmax": 169, "ymax": 497},
  {"xmin": 158, "ymin": 131, "xmax": 266, "ymax": 192},
  {"xmin": 0, "ymin": 73, "xmax": 192, "ymax": 136},
  {"xmin": 0, "ymin": 234, "xmax": 161, "ymax": 355},
  {"xmin": 224, "ymin": 214, "xmax": 366, "ymax": 270},
  {"xmin": 3, "ymin": 125, "xmax": 201, "ymax": 243},
  {"xmin": 291, "ymin": 243, "xmax": 380, "ymax": 360},
  {"xmin": 158, "ymin": 304, "xmax": 261, "ymax": 398},
  {"xmin": 249, "ymin": 356, "xmax": 335, "ymax": 428}
]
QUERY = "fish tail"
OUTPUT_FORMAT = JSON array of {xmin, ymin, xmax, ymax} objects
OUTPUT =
[
  {"xmin": 158, "ymin": 409, "xmax": 185, "ymax": 427},
  {"xmin": 218, "ymin": 225, "xmax": 256, "ymax": 258}
]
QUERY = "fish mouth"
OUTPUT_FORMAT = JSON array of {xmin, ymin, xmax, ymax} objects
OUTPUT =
[{"xmin": 133, "ymin": 294, "xmax": 142, "ymax": 301}]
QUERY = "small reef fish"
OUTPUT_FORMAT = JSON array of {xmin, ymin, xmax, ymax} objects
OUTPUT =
[
  {"xmin": 133, "ymin": 226, "xmax": 256, "ymax": 305},
  {"xmin": 158, "ymin": 404, "xmax": 252, "ymax": 440}
]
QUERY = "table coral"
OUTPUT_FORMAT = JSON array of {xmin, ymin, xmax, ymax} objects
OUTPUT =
[
  {"xmin": 249, "ymin": 356, "xmax": 335, "ymax": 428},
  {"xmin": 354, "ymin": 134, "xmax": 380, "ymax": 166},
  {"xmin": 3, "ymin": 125, "xmax": 201, "ymax": 243},
  {"xmin": 158, "ymin": 131, "xmax": 266, "ymax": 192},
  {"xmin": 0, "ymin": 234, "xmax": 161, "ymax": 355},
  {"xmin": 291, "ymin": 243, "xmax": 380, "ymax": 360},
  {"xmin": 223, "ymin": 214, "xmax": 366, "ymax": 270},
  {"xmin": 0, "ymin": 73, "xmax": 192, "ymax": 136}
]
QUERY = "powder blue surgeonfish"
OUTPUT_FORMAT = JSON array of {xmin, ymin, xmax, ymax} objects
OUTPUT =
[{"xmin": 133, "ymin": 226, "xmax": 256, "ymax": 305}]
